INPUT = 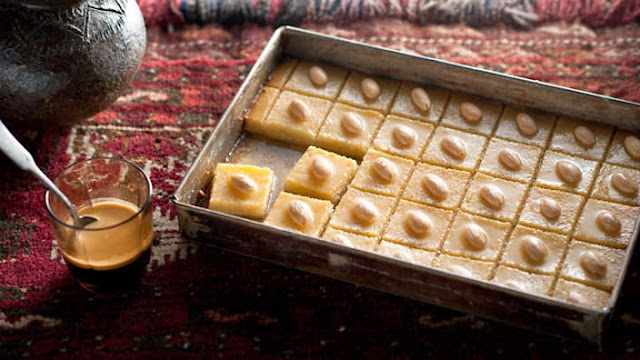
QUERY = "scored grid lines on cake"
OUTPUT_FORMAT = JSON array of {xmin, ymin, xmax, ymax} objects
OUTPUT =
[
  {"xmin": 547, "ymin": 124, "xmax": 623, "ymax": 307},
  {"xmin": 488, "ymin": 115, "xmax": 569, "ymax": 287},
  {"xmin": 367, "ymin": 104, "xmax": 451, "ymax": 258},
  {"xmin": 427, "ymin": 103, "xmax": 504, "ymax": 279},
  {"xmin": 218, "ymin": 56, "xmax": 639, "ymax": 310},
  {"xmin": 265, "ymin": 57, "xmax": 298, "ymax": 89}
]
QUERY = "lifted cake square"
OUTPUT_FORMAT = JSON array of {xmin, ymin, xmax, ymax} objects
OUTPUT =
[
  {"xmin": 284, "ymin": 146, "xmax": 358, "ymax": 204},
  {"xmin": 208, "ymin": 163, "xmax": 274, "ymax": 220}
]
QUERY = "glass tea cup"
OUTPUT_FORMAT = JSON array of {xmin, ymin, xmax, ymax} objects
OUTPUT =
[{"xmin": 45, "ymin": 158, "xmax": 153, "ymax": 292}]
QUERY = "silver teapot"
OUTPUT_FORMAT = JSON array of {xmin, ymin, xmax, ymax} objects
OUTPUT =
[{"xmin": 0, "ymin": 0, "xmax": 146, "ymax": 127}]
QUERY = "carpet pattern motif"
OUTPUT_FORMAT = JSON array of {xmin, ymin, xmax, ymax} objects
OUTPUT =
[{"xmin": 1, "ymin": 20, "xmax": 640, "ymax": 357}]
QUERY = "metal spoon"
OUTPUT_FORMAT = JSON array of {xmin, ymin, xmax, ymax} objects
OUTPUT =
[{"xmin": 0, "ymin": 120, "xmax": 97, "ymax": 228}]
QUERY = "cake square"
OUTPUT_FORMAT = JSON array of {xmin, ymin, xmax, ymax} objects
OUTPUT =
[
  {"xmin": 244, "ymin": 86, "xmax": 280, "ymax": 134},
  {"xmin": 549, "ymin": 116, "xmax": 614, "ymax": 160},
  {"xmin": 478, "ymin": 137, "xmax": 542, "ymax": 184},
  {"xmin": 372, "ymin": 115, "xmax": 434, "ymax": 160},
  {"xmin": 264, "ymin": 192, "xmax": 333, "ymax": 237},
  {"xmin": 208, "ymin": 163, "xmax": 274, "ymax": 220},
  {"xmin": 553, "ymin": 278, "xmax": 611, "ymax": 310},
  {"xmin": 432, "ymin": 254, "xmax": 494, "ymax": 281},
  {"xmin": 494, "ymin": 106, "xmax": 556, "ymax": 147},
  {"xmin": 389, "ymin": 82, "xmax": 449, "ymax": 124},
  {"xmin": 375, "ymin": 241, "xmax": 435, "ymax": 267},
  {"xmin": 605, "ymin": 129, "xmax": 640, "ymax": 170},
  {"xmin": 337, "ymin": 71, "xmax": 400, "ymax": 113},
  {"xmin": 442, "ymin": 211, "xmax": 511, "ymax": 261},
  {"xmin": 315, "ymin": 103, "xmax": 385, "ymax": 158},
  {"xmin": 321, "ymin": 227, "xmax": 378, "ymax": 252},
  {"xmin": 535, "ymin": 150, "xmax": 598, "ymax": 195},
  {"xmin": 263, "ymin": 90, "xmax": 332, "ymax": 146},
  {"xmin": 439, "ymin": 93, "xmax": 503, "ymax": 136},
  {"xmin": 573, "ymin": 199, "xmax": 640, "ymax": 249},
  {"xmin": 492, "ymin": 265, "xmax": 554, "ymax": 297},
  {"xmin": 266, "ymin": 57, "xmax": 298, "ymax": 88},
  {"xmin": 283, "ymin": 60, "xmax": 349, "ymax": 100},
  {"xmin": 284, "ymin": 146, "xmax": 358, "ymax": 204},
  {"xmin": 502, "ymin": 225, "xmax": 569, "ymax": 275},
  {"xmin": 350, "ymin": 150, "xmax": 414, "ymax": 197},
  {"xmin": 421, "ymin": 126, "xmax": 487, "ymax": 171},
  {"xmin": 328, "ymin": 188, "xmax": 396, "ymax": 237},
  {"xmin": 382, "ymin": 200, "xmax": 453, "ymax": 251},
  {"xmin": 559, "ymin": 240, "xmax": 626, "ymax": 291},
  {"xmin": 519, "ymin": 187, "xmax": 585, "ymax": 234},
  {"xmin": 592, "ymin": 163, "xmax": 640, "ymax": 206},
  {"xmin": 461, "ymin": 172, "xmax": 527, "ymax": 222}
]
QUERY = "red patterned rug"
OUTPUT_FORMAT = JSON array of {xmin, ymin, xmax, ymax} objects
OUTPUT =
[{"xmin": 1, "ymin": 20, "xmax": 640, "ymax": 358}]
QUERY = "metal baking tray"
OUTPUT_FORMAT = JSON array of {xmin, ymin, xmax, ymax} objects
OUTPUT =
[{"xmin": 172, "ymin": 26, "xmax": 640, "ymax": 343}]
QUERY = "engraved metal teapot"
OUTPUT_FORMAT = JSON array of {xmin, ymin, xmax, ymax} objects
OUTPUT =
[{"xmin": 0, "ymin": 0, "xmax": 146, "ymax": 127}]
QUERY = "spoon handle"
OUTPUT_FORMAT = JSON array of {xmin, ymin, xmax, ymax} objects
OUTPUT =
[{"xmin": 0, "ymin": 120, "xmax": 80, "ymax": 225}]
